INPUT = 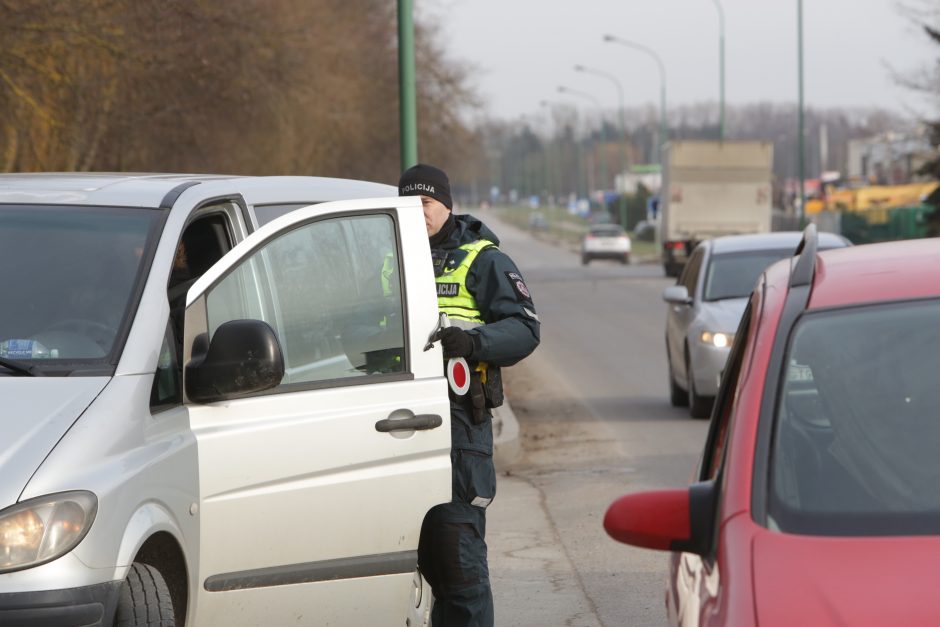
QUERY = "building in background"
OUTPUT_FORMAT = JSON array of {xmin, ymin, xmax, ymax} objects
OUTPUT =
[
  {"xmin": 616, "ymin": 164, "xmax": 661, "ymax": 195},
  {"xmin": 847, "ymin": 131, "xmax": 933, "ymax": 185}
]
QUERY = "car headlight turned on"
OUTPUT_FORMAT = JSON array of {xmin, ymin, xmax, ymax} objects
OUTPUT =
[
  {"xmin": 700, "ymin": 331, "xmax": 734, "ymax": 349},
  {"xmin": 0, "ymin": 491, "xmax": 97, "ymax": 573}
]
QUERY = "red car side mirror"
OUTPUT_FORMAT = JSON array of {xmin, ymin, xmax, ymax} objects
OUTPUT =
[
  {"xmin": 604, "ymin": 489, "xmax": 691, "ymax": 550},
  {"xmin": 604, "ymin": 481, "xmax": 718, "ymax": 556}
]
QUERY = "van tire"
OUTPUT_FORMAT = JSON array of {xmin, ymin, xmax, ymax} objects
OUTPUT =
[{"xmin": 115, "ymin": 563, "xmax": 175, "ymax": 627}]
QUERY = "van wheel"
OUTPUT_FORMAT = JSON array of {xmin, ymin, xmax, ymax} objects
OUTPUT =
[
  {"xmin": 581, "ymin": 254, "xmax": 590, "ymax": 265},
  {"xmin": 115, "ymin": 563, "xmax": 175, "ymax": 627},
  {"xmin": 621, "ymin": 253, "xmax": 630, "ymax": 265}
]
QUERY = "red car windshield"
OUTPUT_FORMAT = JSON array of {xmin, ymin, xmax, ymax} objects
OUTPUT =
[{"xmin": 768, "ymin": 298, "xmax": 940, "ymax": 536}]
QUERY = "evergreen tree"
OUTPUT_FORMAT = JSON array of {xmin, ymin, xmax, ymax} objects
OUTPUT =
[{"xmin": 917, "ymin": 25, "xmax": 940, "ymax": 183}]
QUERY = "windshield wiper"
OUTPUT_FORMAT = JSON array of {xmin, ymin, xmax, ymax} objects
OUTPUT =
[{"xmin": 0, "ymin": 357, "xmax": 43, "ymax": 376}]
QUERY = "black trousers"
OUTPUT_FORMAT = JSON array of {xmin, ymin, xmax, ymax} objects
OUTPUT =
[{"xmin": 418, "ymin": 401, "xmax": 496, "ymax": 627}]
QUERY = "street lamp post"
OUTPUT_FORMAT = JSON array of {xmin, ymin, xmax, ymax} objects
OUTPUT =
[
  {"xmin": 797, "ymin": 0, "xmax": 806, "ymax": 221},
  {"xmin": 539, "ymin": 100, "xmax": 557, "ymax": 206},
  {"xmin": 558, "ymin": 85, "xmax": 609, "ymax": 210},
  {"xmin": 397, "ymin": 0, "xmax": 417, "ymax": 168},
  {"xmin": 711, "ymin": 0, "xmax": 726, "ymax": 141},
  {"xmin": 518, "ymin": 115, "xmax": 536, "ymax": 200},
  {"xmin": 603, "ymin": 35, "xmax": 668, "ymax": 164},
  {"xmin": 575, "ymin": 64, "xmax": 630, "ymax": 229}
]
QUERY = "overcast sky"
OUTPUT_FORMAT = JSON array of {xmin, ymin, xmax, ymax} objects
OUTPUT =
[{"xmin": 418, "ymin": 0, "xmax": 936, "ymax": 121}]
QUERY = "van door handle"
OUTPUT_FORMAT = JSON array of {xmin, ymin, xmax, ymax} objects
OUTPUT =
[{"xmin": 375, "ymin": 414, "xmax": 443, "ymax": 432}]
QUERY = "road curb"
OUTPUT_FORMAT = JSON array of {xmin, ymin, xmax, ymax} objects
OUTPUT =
[{"xmin": 492, "ymin": 401, "xmax": 521, "ymax": 470}]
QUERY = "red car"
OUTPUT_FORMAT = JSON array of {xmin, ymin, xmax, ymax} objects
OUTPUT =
[{"xmin": 605, "ymin": 227, "xmax": 940, "ymax": 626}]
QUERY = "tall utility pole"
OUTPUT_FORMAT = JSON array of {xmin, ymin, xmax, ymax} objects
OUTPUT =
[
  {"xmin": 797, "ymin": 0, "xmax": 806, "ymax": 220},
  {"xmin": 398, "ymin": 0, "xmax": 417, "ymax": 169},
  {"xmin": 558, "ymin": 85, "xmax": 608, "ymax": 208},
  {"xmin": 603, "ymin": 35, "xmax": 668, "ymax": 164},
  {"xmin": 711, "ymin": 0, "xmax": 726, "ymax": 140},
  {"xmin": 539, "ymin": 101, "xmax": 556, "ymax": 205},
  {"xmin": 575, "ymin": 64, "xmax": 630, "ymax": 229}
]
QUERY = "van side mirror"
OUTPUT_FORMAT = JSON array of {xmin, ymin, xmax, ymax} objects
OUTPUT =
[{"xmin": 186, "ymin": 319, "xmax": 285, "ymax": 403}]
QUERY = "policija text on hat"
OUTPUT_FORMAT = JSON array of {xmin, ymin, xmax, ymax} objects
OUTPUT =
[{"xmin": 400, "ymin": 163, "xmax": 540, "ymax": 627}]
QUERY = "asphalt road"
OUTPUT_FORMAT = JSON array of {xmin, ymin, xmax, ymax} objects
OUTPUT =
[{"xmin": 477, "ymin": 209, "xmax": 711, "ymax": 627}]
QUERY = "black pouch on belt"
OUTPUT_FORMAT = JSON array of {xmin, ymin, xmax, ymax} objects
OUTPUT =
[
  {"xmin": 469, "ymin": 373, "xmax": 487, "ymax": 425},
  {"xmin": 484, "ymin": 366, "xmax": 503, "ymax": 408}
]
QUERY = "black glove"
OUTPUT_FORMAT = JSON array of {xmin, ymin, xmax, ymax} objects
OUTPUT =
[{"xmin": 436, "ymin": 327, "xmax": 475, "ymax": 358}]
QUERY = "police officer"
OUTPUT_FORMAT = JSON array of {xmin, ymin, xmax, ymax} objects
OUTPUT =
[{"xmin": 400, "ymin": 164, "xmax": 540, "ymax": 627}]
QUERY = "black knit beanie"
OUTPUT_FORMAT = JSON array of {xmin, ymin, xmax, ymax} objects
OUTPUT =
[{"xmin": 398, "ymin": 163, "xmax": 453, "ymax": 209}]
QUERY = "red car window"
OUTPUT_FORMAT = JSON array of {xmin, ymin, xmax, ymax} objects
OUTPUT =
[
  {"xmin": 769, "ymin": 298, "xmax": 940, "ymax": 536},
  {"xmin": 700, "ymin": 302, "xmax": 753, "ymax": 481}
]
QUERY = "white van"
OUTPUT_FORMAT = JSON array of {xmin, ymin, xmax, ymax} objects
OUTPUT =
[{"xmin": 0, "ymin": 174, "xmax": 452, "ymax": 626}]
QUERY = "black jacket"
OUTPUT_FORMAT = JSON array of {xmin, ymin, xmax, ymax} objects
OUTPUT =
[{"xmin": 432, "ymin": 214, "xmax": 540, "ymax": 367}]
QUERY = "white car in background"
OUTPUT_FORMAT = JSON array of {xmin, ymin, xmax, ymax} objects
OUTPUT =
[
  {"xmin": 581, "ymin": 224, "xmax": 632, "ymax": 265},
  {"xmin": 663, "ymin": 231, "xmax": 851, "ymax": 418}
]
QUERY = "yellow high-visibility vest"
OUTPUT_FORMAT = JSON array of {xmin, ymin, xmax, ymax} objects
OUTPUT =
[{"xmin": 436, "ymin": 239, "xmax": 496, "ymax": 330}]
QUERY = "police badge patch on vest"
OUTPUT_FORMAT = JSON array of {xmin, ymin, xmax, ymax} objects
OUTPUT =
[
  {"xmin": 431, "ymin": 248, "xmax": 470, "ymax": 278},
  {"xmin": 437, "ymin": 283, "xmax": 459, "ymax": 297},
  {"xmin": 505, "ymin": 271, "xmax": 532, "ymax": 302}
]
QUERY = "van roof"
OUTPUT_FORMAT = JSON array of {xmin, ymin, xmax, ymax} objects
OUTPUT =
[{"xmin": 0, "ymin": 173, "xmax": 395, "ymax": 208}]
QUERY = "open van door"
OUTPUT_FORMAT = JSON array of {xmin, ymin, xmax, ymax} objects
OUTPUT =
[{"xmin": 181, "ymin": 196, "xmax": 449, "ymax": 625}]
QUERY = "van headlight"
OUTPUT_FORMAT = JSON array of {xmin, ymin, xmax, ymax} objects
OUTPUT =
[
  {"xmin": 700, "ymin": 331, "xmax": 734, "ymax": 349},
  {"xmin": 0, "ymin": 491, "xmax": 97, "ymax": 573}
]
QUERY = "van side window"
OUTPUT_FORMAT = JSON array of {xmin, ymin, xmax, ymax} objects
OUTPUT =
[
  {"xmin": 204, "ymin": 213, "xmax": 405, "ymax": 389},
  {"xmin": 160, "ymin": 210, "xmax": 236, "ymax": 409},
  {"xmin": 254, "ymin": 203, "xmax": 313, "ymax": 227},
  {"xmin": 150, "ymin": 323, "xmax": 182, "ymax": 412},
  {"xmin": 168, "ymin": 213, "xmax": 234, "ymax": 310}
]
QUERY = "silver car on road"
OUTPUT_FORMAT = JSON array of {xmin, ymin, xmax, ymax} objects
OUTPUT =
[{"xmin": 663, "ymin": 231, "xmax": 850, "ymax": 418}]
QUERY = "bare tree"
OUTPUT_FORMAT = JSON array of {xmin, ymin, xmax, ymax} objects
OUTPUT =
[
  {"xmin": 0, "ymin": 0, "xmax": 482, "ymax": 180},
  {"xmin": 0, "ymin": 0, "xmax": 124, "ymax": 171}
]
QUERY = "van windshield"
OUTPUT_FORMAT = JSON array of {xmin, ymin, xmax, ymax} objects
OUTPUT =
[{"xmin": 0, "ymin": 205, "xmax": 160, "ymax": 375}]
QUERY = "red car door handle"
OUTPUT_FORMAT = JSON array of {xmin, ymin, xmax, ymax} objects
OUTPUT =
[{"xmin": 374, "ymin": 414, "xmax": 443, "ymax": 432}]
